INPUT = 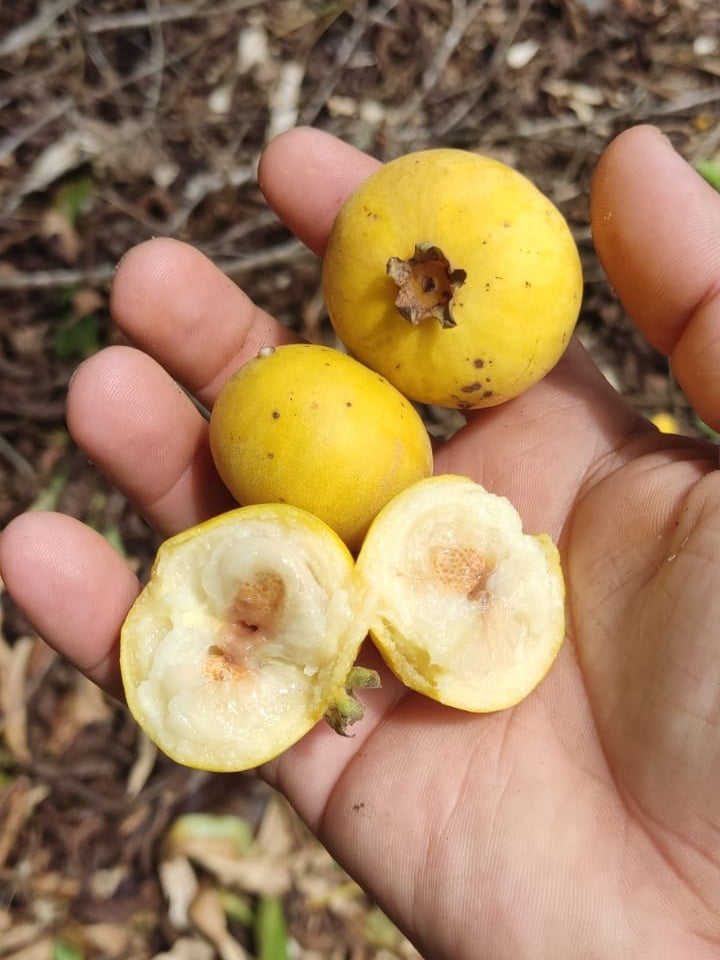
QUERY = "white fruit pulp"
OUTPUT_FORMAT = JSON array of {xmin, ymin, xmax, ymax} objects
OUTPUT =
[
  {"xmin": 123, "ymin": 516, "xmax": 359, "ymax": 769},
  {"xmin": 359, "ymin": 477, "xmax": 565, "ymax": 710}
]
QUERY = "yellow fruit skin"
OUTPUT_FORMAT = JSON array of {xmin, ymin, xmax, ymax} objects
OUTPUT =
[
  {"xmin": 209, "ymin": 344, "xmax": 433, "ymax": 552},
  {"xmin": 322, "ymin": 149, "xmax": 583, "ymax": 409}
]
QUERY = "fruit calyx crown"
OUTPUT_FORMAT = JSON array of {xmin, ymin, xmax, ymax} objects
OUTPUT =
[{"xmin": 386, "ymin": 243, "xmax": 466, "ymax": 329}]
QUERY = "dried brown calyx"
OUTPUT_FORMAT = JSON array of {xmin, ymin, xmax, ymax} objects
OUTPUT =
[{"xmin": 387, "ymin": 243, "xmax": 467, "ymax": 329}]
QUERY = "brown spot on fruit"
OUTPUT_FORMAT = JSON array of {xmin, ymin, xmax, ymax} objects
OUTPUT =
[{"xmin": 461, "ymin": 382, "xmax": 482, "ymax": 393}]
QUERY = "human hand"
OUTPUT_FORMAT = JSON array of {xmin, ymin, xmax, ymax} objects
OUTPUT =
[{"xmin": 2, "ymin": 124, "xmax": 720, "ymax": 959}]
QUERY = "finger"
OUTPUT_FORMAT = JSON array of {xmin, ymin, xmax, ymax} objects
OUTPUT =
[
  {"xmin": 0, "ymin": 511, "xmax": 136, "ymax": 698},
  {"xmin": 591, "ymin": 124, "xmax": 720, "ymax": 429},
  {"xmin": 111, "ymin": 133, "xmax": 379, "ymax": 408},
  {"xmin": 258, "ymin": 126, "xmax": 381, "ymax": 256},
  {"xmin": 110, "ymin": 238, "xmax": 295, "ymax": 409},
  {"xmin": 67, "ymin": 345, "xmax": 235, "ymax": 536}
]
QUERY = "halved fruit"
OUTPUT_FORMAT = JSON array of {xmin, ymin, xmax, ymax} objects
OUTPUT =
[
  {"xmin": 120, "ymin": 504, "xmax": 368, "ymax": 772},
  {"xmin": 355, "ymin": 475, "xmax": 565, "ymax": 711}
]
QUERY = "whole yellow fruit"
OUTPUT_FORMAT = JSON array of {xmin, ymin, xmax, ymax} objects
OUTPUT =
[
  {"xmin": 121, "ymin": 503, "xmax": 369, "ymax": 771},
  {"xmin": 209, "ymin": 343, "xmax": 433, "ymax": 552},
  {"xmin": 322, "ymin": 149, "xmax": 583, "ymax": 409}
]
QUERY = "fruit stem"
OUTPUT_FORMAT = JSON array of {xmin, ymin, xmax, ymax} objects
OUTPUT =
[
  {"xmin": 345, "ymin": 666, "xmax": 382, "ymax": 690},
  {"xmin": 386, "ymin": 243, "xmax": 466, "ymax": 329},
  {"xmin": 323, "ymin": 665, "xmax": 381, "ymax": 736}
]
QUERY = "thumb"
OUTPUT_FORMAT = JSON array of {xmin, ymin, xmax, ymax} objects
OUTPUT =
[{"xmin": 591, "ymin": 124, "xmax": 720, "ymax": 431}]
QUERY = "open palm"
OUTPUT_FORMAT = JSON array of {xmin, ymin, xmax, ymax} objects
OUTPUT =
[{"xmin": 3, "ymin": 125, "xmax": 720, "ymax": 959}]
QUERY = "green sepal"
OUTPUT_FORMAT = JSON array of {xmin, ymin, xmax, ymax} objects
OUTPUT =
[{"xmin": 323, "ymin": 665, "xmax": 381, "ymax": 735}]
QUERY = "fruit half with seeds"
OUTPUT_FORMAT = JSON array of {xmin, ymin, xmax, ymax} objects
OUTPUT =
[
  {"xmin": 209, "ymin": 343, "xmax": 433, "ymax": 553},
  {"xmin": 322, "ymin": 148, "xmax": 583, "ymax": 409},
  {"xmin": 355, "ymin": 475, "xmax": 565, "ymax": 711},
  {"xmin": 120, "ymin": 503, "xmax": 371, "ymax": 772}
]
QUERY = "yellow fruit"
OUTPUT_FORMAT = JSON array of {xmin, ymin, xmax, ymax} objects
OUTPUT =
[
  {"xmin": 650, "ymin": 411, "xmax": 679, "ymax": 434},
  {"xmin": 322, "ymin": 149, "xmax": 583, "ymax": 409},
  {"xmin": 120, "ymin": 504, "xmax": 369, "ymax": 772},
  {"xmin": 122, "ymin": 479, "xmax": 566, "ymax": 769},
  {"xmin": 209, "ymin": 343, "xmax": 433, "ymax": 552},
  {"xmin": 355, "ymin": 475, "xmax": 565, "ymax": 711}
]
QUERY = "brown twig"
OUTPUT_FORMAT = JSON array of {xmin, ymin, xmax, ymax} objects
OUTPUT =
[
  {"xmin": 0, "ymin": 238, "xmax": 308, "ymax": 292},
  {"xmin": 3, "ymin": 0, "xmax": 266, "ymax": 53},
  {"xmin": 0, "ymin": 0, "xmax": 77, "ymax": 57},
  {"xmin": 509, "ymin": 85, "xmax": 720, "ymax": 140},
  {"xmin": 389, "ymin": 0, "xmax": 489, "ymax": 130},
  {"xmin": 434, "ymin": 0, "xmax": 536, "ymax": 137}
]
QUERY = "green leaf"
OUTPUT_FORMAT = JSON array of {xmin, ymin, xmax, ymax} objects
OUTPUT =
[
  {"xmin": 254, "ymin": 895, "xmax": 290, "ymax": 960},
  {"xmin": 52, "ymin": 313, "xmax": 100, "ymax": 360},
  {"xmin": 102, "ymin": 525, "xmax": 127, "ymax": 557},
  {"xmin": 29, "ymin": 468, "xmax": 68, "ymax": 512},
  {"xmin": 364, "ymin": 905, "xmax": 402, "ymax": 948},
  {"xmin": 54, "ymin": 176, "xmax": 93, "ymax": 225},
  {"xmin": 168, "ymin": 812, "xmax": 254, "ymax": 856},
  {"xmin": 692, "ymin": 413, "xmax": 720, "ymax": 443},
  {"xmin": 695, "ymin": 159, "xmax": 720, "ymax": 192},
  {"xmin": 53, "ymin": 939, "xmax": 84, "ymax": 960},
  {"xmin": 218, "ymin": 889, "xmax": 254, "ymax": 927}
]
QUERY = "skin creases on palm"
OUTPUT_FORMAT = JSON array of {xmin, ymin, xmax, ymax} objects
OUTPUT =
[{"xmin": 568, "ymin": 436, "xmax": 720, "ymax": 934}]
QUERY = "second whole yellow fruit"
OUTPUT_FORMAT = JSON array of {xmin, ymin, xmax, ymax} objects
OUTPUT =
[{"xmin": 209, "ymin": 343, "xmax": 433, "ymax": 552}]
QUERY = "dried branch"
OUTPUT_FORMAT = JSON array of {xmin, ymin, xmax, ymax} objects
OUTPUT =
[
  {"xmin": 390, "ymin": 0, "xmax": 489, "ymax": 130},
  {"xmin": 1, "ymin": 0, "xmax": 267, "ymax": 54},
  {"xmin": 0, "ymin": 98, "xmax": 73, "ymax": 164},
  {"xmin": 266, "ymin": 61, "xmax": 306, "ymax": 142},
  {"xmin": 166, "ymin": 164, "xmax": 256, "ymax": 233},
  {"xmin": 142, "ymin": 0, "xmax": 167, "ymax": 118},
  {"xmin": 0, "ymin": 434, "xmax": 36, "ymax": 480},
  {"xmin": 0, "ymin": 238, "xmax": 308, "ymax": 292},
  {"xmin": 300, "ymin": 0, "xmax": 371, "ymax": 127},
  {"xmin": 508, "ymin": 85, "xmax": 720, "ymax": 141},
  {"xmin": 0, "ymin": 0, "xmax": 77, "ymax": 57},
  {"xmin": 68, "ymin": 0, "xmax": 266, "ymax": 35},
  {"xmin": 435, "ymin": 0, "xmax": 536, "ymax": 137}
]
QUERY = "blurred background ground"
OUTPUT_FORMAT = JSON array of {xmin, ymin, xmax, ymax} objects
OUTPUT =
[{"xmin": 1, "ymin": 1, "xmax": 719, "ymax": 958}]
